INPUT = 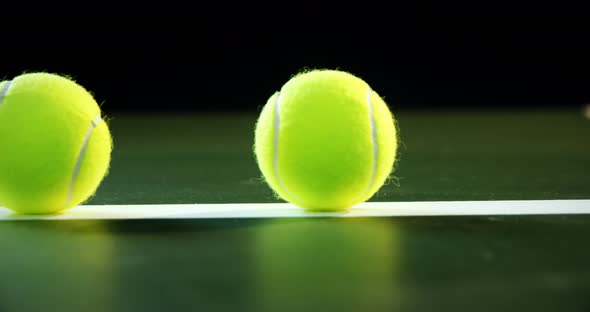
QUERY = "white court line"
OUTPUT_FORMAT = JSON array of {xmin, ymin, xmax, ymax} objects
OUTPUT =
[{"xmin": 0, "ymin": 199, "xmax": 589, "ymax": 220}]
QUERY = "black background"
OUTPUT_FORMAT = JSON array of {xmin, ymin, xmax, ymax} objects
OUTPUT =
[{"xmin": 2, "ymin": 13, "xmax": 589, "ymax": 113}]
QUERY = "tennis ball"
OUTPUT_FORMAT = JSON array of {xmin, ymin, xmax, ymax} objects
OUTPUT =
[
  {"xmin": 254, "ymin": 69, "xmax": 398, "ymax": 211},
  {"xmin": 0, "ymin": 72, "xmax": 112, "ymax": 214}
]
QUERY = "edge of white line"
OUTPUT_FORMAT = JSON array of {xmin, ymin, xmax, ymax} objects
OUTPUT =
[{"xmin": 0, "ymin": 199, "xmax": 589, "ymax": 220}]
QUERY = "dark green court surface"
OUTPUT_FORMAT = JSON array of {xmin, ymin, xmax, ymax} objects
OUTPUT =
[
  {"xmin": 0, "ymin": 109, "xmax": 589, "ymax": 312},
  {"xmin": 100, "ymin": 109, "xmax": 590, "ymax": 204}
]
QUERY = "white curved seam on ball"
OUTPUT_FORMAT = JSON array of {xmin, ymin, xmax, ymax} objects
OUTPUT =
[
  {"xmin": 351, "ymin": 89, "xmax": 378, "ymax": 205},
  {"xmin": 65, "ymin": 115, "xmax": 102, "ymax": 207},
  {"xmin": 273, "ymin": 92, "xmax": 300, "ymax": 203},
  {"xmin": 0, "ymin": 81, "xmax": 13, "ymax": 105}
]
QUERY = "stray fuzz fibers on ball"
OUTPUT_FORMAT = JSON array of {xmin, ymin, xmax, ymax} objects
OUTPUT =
[
  {"xmin": 0, "ymin": 72, "xmax": 112, "ymax": 214},
  {"xmin": 254, "ymin": 69, "xmax": 398, "ymax": 211}
]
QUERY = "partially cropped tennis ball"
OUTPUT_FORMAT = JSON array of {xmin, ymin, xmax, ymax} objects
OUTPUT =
[
  {"xmin": 254, "ymin": 69, "xmax": 398, "ymax": 211},
  {"xmin": 0, "ymin": 72, "xmax": 112, "ymax": 214}
]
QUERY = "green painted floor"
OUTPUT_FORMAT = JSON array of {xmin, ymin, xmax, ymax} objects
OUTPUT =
[
  {"xmin": 0, "ymin": 109, "xmax": 588, "ymax": 312},
  {"xmin": 96, "ymin": 109, "xmax": 590, "ymax": 204}
]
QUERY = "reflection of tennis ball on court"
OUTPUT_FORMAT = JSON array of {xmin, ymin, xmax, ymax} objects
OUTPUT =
[
  {"xmin": 253, "ymin": 218, "xmax": 400, "ymax": 311},
  {"xmin": 254, "ymin": 69, "xmax": 398, "ymax": 211},
  {"xmin": 0, "ymin": 73, "xmax": 112, "ymax": 214}
]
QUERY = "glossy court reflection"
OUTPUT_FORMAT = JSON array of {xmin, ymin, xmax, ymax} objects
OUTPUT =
[
  {"xmin": 253, "ymin": 217, "xmax": 401, "ymax": 311},
  {"xmin": 0, "ymin": 214, "xmax": 589, "ymax": 311},
  {"xmin": 0, "ymin": 221, "xmax": 115, "ymax": 311}
]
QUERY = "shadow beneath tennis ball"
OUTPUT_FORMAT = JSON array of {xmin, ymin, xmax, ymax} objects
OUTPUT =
[{"xmin": 7, "ymin": 211, "xmax": 64, "ymax": 218}]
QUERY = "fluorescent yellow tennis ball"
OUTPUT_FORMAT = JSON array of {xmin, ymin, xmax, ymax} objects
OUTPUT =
[
  {"xmin": 0, "ymin": 72, "xmax": 112, "ymax": 214},
  {"xmin": 254, "ymin": 69, "xmax": 398, "ymax": 211}
]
